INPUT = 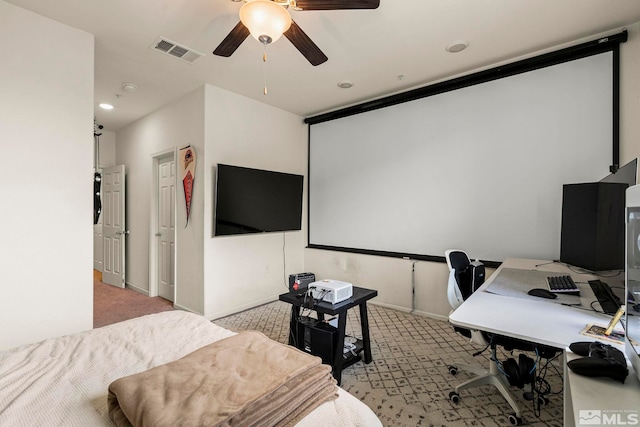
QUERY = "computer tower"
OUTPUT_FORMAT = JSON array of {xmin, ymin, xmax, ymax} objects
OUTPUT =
[
  {"xmin": 290, "ymin": 316, "xmax": 337, "ymax": 365},
  {"xmin": 560, "ymin": 182, "xmax": 627, "ymax": 271}
]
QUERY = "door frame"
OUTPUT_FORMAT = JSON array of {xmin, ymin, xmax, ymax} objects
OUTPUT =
[{"xmin": 149, "ymin": 148, "xmax": 177, "ymax": 299}]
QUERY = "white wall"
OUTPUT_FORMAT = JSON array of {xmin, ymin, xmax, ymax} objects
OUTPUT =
[
  {"xmin": 116, "ymin": 87, "xmax": 205, "ymax": 312},
  {"xmin": 305, "ymin": 22, "xmax": 640, "ymax": 320},
  {"xmin": 0, "ymin": 1, "xmax": 94, "ymax": 350},
  {"xmin": 97, "ymin": 130, "xmax": 117, "ymax": 169},
  {"xmin": 116, "ymin": 84, "xmax": 307, "ymax": 319},
  {"xmin": 203, "ymin": 85, "xmax": 307, "ymax": 319}
]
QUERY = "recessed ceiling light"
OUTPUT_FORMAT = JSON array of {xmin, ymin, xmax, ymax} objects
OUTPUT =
[
  {"xmin": 337, "ymin": 81, "xmax": 353, "ymax": 89},
  {"xmin": 122, "ymin": 82, "xmax": 137, "ymax": 92},
  {"xmin": 99, "ymin": 103, "xmax": 114, "ymax": 110},
  {"xmin": 446, "ymin": 40, "xmax": 469, "ymax": 53}
]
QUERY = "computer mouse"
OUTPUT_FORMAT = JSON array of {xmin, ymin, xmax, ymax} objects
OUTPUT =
[{"xmin": 527, "ymin": 288, "xmax": 558, "ymax": 299}]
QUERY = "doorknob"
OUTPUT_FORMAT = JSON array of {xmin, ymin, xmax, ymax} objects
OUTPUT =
[
  {"xmin": 117, "ymin": 230, "xmax": 130, "ymax": 235},
  {"xmin": 155, "ymin": 233, "xmax": 161, "ymax": 237}
]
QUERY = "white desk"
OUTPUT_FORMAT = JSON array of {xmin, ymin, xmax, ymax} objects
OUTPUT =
[
  {"xmin": 449, "ymin": 258, "xmax": 640, "ymax": 425},
  {"xmin": 449, "ymin": 258, "xmax": 617, "ymax": 349}
]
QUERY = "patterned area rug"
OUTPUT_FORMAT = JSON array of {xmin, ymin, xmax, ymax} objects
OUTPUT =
[{"xmin": 214, "ymin": 301, "xmax": 564, "ymax": 426}]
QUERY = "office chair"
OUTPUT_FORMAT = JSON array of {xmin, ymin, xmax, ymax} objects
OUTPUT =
[{"xmin": 445, "ymin": 249, "xmax": 557, "ymax": 426}]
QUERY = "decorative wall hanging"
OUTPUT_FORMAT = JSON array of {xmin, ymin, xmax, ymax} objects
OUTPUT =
[{"xmin": 179, "ymin": 145, "xmax": 196, "ymax": 226}]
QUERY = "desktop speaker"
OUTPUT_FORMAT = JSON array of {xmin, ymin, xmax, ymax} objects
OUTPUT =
[{"xmin": 560, "ymin": 182, "xmax": 627, "ymax": 271}]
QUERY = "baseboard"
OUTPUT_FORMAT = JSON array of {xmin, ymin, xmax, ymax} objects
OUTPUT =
[
  {"xmin": 369, "ymin": 301, "xmax": 449, "ymax": 322},
  {"xmin": 205, "ymin": 296, "xmax": 279, "ymax": 321},
  {"xmin": 200, "ymin": 298, "xmax": 449, "ymax": 323},
  {"xmin": 124, "ymin": 282, "xmax": 149, "ymax": 296},
  {"xmin": 172, "ymin": 303, "xmax": 199, "ymax": 315},
  {"xmin": 410, "ymin": 309, "xmax": 449, "ymax": 322}
]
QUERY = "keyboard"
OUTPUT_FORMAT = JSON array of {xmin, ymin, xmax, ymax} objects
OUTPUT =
[
  {"xmin": 588, "ymin": 280, "xmax": 622, "ymax": 315},
  {"xmin": 547, "ymin": 275, "xmax": 580, "ymax": 295}
]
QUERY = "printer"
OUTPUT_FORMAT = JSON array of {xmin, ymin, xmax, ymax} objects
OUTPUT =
[{"xmin": 309, "ymin": 279, "xmax": 353, "ymax": 304}]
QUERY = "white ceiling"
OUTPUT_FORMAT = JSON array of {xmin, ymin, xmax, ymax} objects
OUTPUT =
[{"xmin": 6, "ymin": 0, "xmax": 640, "ymax": 132}]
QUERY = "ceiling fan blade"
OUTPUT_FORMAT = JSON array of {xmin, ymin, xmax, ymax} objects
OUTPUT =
[
  {"xmin": 213, "ymin": 21, "xmax": 250, "ymax": 57},
  {"xmin": 294, "ymin": 0, "xmax": 379, "ymax": 11},
  {"xmin": 284, "ymin": 20, "xmax": 328, "ymax": 66}
]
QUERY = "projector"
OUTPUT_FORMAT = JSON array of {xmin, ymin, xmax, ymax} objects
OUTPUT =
[{"xmin": 309, "ymin": 279, "xmax": 353, "ymax": 304}]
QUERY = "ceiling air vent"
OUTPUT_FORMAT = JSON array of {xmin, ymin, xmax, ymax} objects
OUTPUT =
[{"xmin": 152, "ymin": 38, "xmax": 205, "ymax": 63}]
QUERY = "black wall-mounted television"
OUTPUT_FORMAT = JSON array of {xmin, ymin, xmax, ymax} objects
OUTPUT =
[{"xmin": 214, "ymin": 164, "xmax": 304, "ymax": 236}]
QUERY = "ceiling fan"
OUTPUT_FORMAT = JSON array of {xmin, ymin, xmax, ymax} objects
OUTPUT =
[{"xmin": 213, "ymin": 0, "xmax": 380, "ymax": 66}]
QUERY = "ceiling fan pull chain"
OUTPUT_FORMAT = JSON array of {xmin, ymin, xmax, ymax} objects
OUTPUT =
[{"xmin": 263, "ymin": 43, "xmax": 268, "ymax": 95}]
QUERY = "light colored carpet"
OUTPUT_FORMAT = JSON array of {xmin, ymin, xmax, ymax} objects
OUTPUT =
[{"xmin": 215, "ymin": 301, "xmax": 565, "ymax": 426}]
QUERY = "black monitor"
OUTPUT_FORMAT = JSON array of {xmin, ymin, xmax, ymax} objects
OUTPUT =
[{"xmin": 560, "ymin": 182, "xmax": 627, "ymax": 271}]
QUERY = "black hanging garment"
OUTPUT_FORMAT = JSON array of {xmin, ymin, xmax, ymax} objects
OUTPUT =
[{"xmin": 94, "ymin": 172, "xmax": 102, "ymax": 224}]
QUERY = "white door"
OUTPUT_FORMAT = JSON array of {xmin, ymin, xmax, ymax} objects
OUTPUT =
[
  {"xmin": 102, "ymin": 165, "xmax": 126, "ymax": 288},
  {"xmin": 157, "ymin": 156, "xmax": 176, "ymax": 301},
  {"xmin": 93, "ymin": 224, "xmax": 103, "ymax": 271}
]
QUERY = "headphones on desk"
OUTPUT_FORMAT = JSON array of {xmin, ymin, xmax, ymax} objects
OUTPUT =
[{"xmin": 503, "ymin": 353, "xmax": 536, "ymax": 389}]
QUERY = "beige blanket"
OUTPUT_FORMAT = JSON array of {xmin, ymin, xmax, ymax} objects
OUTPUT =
[{"xmin": 107, "ymin": 330, "xmax": 338, "ymax": 427}]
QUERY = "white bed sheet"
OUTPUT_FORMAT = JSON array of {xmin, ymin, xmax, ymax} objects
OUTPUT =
[{"xmin": 0, "ymin": 311, "xmax": 381, "ymax": 427}]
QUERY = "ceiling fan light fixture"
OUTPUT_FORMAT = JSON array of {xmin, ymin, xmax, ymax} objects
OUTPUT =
[{"xmin": 239, "ymin": 0, "xmax": 292, "ymax": 45}]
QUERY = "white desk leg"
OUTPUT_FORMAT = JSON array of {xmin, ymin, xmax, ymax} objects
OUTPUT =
[{"xmin": 563, "ymin": 351, "xmax": 575, "ymax": 427}]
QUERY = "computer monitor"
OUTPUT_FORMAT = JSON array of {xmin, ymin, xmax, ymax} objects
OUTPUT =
[{"xmin": 625, "ymin": 184, "xmax": 640, "ymax": 382}]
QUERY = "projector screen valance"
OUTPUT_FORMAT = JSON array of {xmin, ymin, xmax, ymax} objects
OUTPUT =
[{"xmin": 307, "ymin": 31, "xmax": 627, "ymax": 265}]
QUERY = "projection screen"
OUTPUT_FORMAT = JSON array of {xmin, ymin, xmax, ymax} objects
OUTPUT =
[{"xmin": 308, "ymin": 38, "xmax": 624, "ymax": 264}]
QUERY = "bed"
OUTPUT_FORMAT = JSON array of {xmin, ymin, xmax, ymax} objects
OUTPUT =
[{"xmin": 0, "ymin": 311, "xmax": 381, "ymax": 426}]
